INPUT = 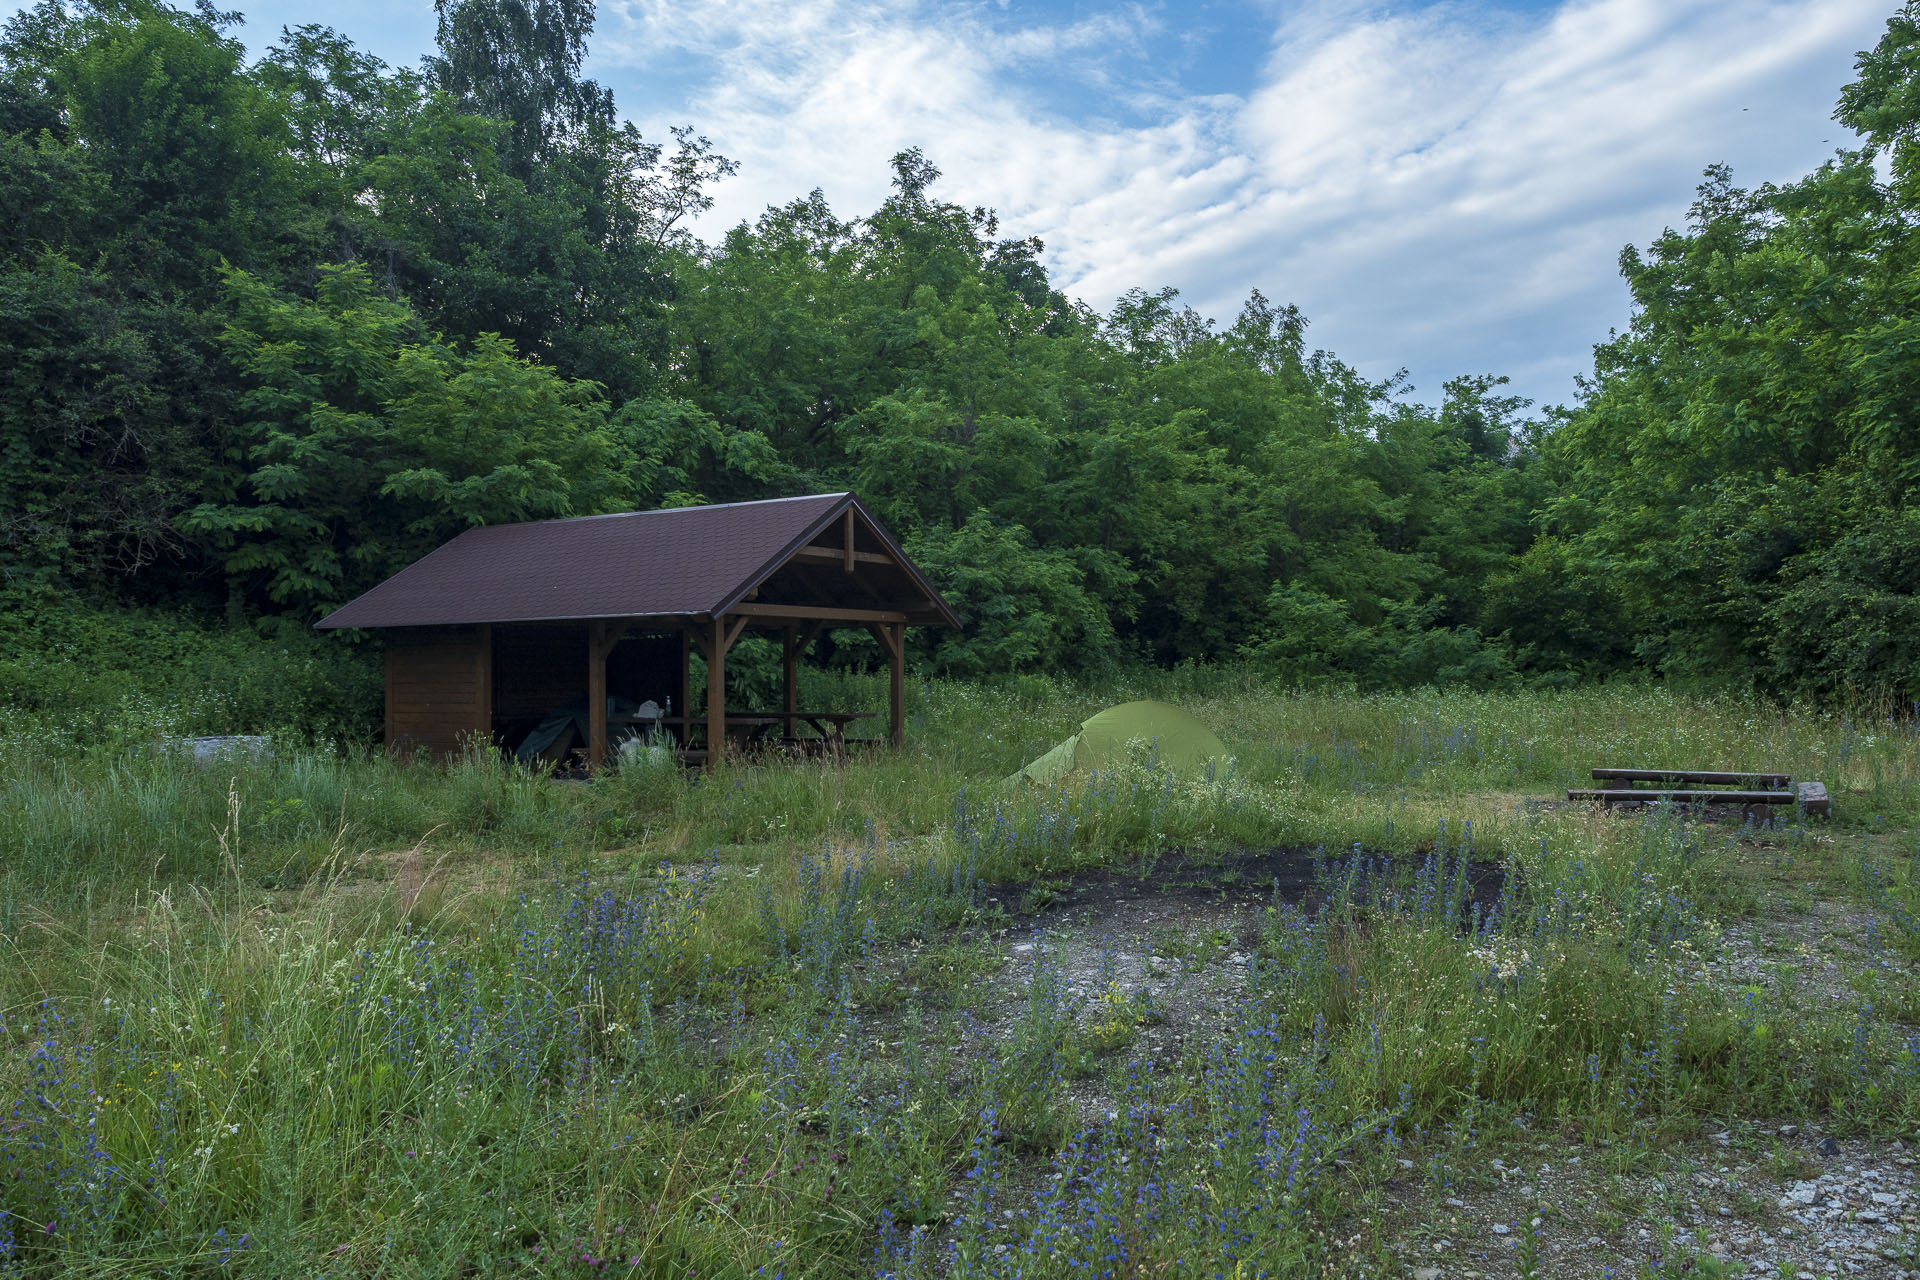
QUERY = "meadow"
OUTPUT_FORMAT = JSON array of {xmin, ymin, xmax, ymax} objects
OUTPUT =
[{"xmin": 4, "ymin": 673, "xmax": 1920, "ymax": 1277}]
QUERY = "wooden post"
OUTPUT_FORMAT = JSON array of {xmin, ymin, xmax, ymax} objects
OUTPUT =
[
  {"xmin": 888, "ymin": 621, "xmax": 905, "ymax": 748},
  {"xmin": 678, "ymin": 627, "xmax": 692, "ymax": 749},
  {"xmin": 475, "ymin": 622, "xmax": 493, "ymax": 754},
  {"xmin": 587, "ymin": 620, "xmax": 607, "ymax": 772},
  {"xmin": 782, "ymin": 626, "xmax": 798, "ymax": 741},
  {"xmin": 842, "ymin": 506, "xmax": 855, "ymax": 573},
  {"xmin": 707, "ymin": 616, "xmax": 727, "ymax": 767}
]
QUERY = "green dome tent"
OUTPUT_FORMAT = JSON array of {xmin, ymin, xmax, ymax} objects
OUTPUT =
[{"xmin": 1008, "ymin": 700, "xmax": 1230, "ymax": 787}]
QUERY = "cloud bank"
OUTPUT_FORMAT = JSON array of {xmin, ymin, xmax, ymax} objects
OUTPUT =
[
  {"xmin": 596, "ymin": 0, "xmax": 1891, "ymax": 407},
  {"xmin": 5, "ymin": 0, "xmax": 1885, "ymax": 406}
]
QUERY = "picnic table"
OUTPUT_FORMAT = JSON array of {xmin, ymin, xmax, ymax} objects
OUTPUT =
[
  {"xmin": 1567, "ymin": 767, "xmax": 1829, "ymax": 816},
  {"xmin": 610, "ymin": 710, "xmax": 873, "ymax": 754}
]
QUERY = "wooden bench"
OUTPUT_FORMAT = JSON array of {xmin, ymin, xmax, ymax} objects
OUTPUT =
[{"xmin": 1568, "ymin": 768, "xmax": 1829, "ymax": 817}]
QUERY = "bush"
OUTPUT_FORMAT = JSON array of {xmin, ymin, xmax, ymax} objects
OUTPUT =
[
  {"xmin": 0, "ymin": 605, "xmax": 380, "ymax": 742},
  {"xmin": 1761, "ymin": 505, "xmax": 1920, "ymax": 706}
]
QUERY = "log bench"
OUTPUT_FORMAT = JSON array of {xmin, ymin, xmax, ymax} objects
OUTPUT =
[{"xmin": 1567, "ymin": 768, "xmax": 1830, "ymax": 817}]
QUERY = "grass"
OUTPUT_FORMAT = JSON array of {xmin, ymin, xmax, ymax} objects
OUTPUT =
[{"xmin": 2, "ymin": 673, "xmax": 1919, "ymax": 1275}]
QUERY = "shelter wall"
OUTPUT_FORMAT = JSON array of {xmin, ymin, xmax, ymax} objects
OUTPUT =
[{"xmin": 386, "ymin": 626, "xmax": 491, "ymax": 761}]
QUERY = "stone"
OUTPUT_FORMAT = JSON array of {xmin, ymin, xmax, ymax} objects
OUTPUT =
[
  {"xmin": 177, "ymin": 734, "xmax": 273, "ymax": 765},
  {"xmin": 1413, "ymin": 1270, "xmax": 1442, "ymax": 1280},
  {"xmin": 1819, "ymin": 1137, "xmax": 1842, "ymax": 1156},
  {"xmin": 1491, "ymin": 1224, "xmax": 1510, "ymax": 1236},
  {"xmin": 1781, "ymin": 1124, "xmax": 1801, "ymax": 1137}
]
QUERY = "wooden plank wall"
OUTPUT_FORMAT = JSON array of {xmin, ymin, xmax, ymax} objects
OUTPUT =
[{"xmin": 386, "ymin": 625, "xmax": 490, "ymax": 761}]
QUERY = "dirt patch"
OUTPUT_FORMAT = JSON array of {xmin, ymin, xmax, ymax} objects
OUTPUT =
[
  {"xmin": 958, "ymin": 847, "xmax": 1504, "ymax": 1127},
  {"xmin": 985, "ymin": 844, "xmax": 1507, "ymax": 922}
]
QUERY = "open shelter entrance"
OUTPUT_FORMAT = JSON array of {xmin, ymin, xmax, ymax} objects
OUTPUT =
[{"xmin": 315, "ymin": 493, "xmax": 959, "ymax": 769}]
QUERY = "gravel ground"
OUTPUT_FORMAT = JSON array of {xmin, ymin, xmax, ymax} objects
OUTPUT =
[
  {"xmin": 950, "ymin": 845, "xmax": 1920, "ymax": 1277},
  {"xmin": 1373, "ymin": 1127, "xmax": 1920, "ymax": 1278}
]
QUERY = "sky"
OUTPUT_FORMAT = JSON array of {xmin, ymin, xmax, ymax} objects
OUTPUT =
[{"xmin": 11, "ymin": 0, "xmax": 1895, "ymax": 408}]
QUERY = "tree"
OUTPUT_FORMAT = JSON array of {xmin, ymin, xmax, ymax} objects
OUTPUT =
[
  {"xmin": 1547, "ymin": 3, "xmax": 1920, "ymax": 698},
  {"xmin": 184, "ymin": 265, "xmax": 628, "ymax": 615}
]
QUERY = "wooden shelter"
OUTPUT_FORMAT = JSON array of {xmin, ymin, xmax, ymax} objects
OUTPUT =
[{"xmin": 315, "ymin": 493, "xmax": 958, "ymax": 768}]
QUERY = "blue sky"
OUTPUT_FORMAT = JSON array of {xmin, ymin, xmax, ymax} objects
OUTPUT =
[{"xmin": 11, "ymin": 0, "xmax": 1894, "ymax": 408}]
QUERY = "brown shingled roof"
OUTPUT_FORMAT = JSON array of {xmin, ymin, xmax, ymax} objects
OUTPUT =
[{"xmin": 314, "ymin": 493, "xmax": 957, "ymax": 630}]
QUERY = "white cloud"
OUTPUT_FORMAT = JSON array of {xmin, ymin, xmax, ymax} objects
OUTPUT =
[{"xmin": 591, "ymin": 0, "xmax": 1892, "ymax": 407}]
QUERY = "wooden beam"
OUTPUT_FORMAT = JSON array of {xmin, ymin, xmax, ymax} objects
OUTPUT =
[
  {"xmin": 707, "ymin": 616, "xmax": 727, "ymax": 768},
  {"xmin": 1591, "ymin": 768, "xmax": 1793, "ymax": 787},
  {"xmin": 784, "ymin": 622, "xmax": 824, "ymax": 661},
  {"xmin": 678, "ymin": 627, "xmax": 692, "ymax": 748},
  {"xmin": 383, "ymin": 645, "xmax": 396, "ymax": 756},
  {"xmin": 842, "ymin": 506, "xmax": 855, "ymax": 572},
  {"xmin": 692, "ymin": 614, "xmax": 751, "ymax": 658},
  {"xmin": 727, "ymin": 602, "xmax": 907, "ymax": 624},
  {"xmin": 590, "ymin": 620, "xmax": 631, "ymax": 663},
  {"xmin": 790, "ymin": 545, "xmax": 894, "ymax": 567},
  {"xmin": 888, "ymin": 621, "xmax": 905, "ymax": 748},
  {"xmin": 867, "ymin": 621, "xmax": 905, "ymax": 747},
  {"xmin": 783, "ymin": 626, "xmax": 797, "ymax": 741},
  {"xmin": 476, "ymin": 622, "xmax": 493, "ymax": 755},
  {"xmin": 1568, "ymin": 789, "xmax": 1794, "ymax": 805},
  {"xmin": 587, "ymin": 620, "xmax": 607, "ymax": 773}
]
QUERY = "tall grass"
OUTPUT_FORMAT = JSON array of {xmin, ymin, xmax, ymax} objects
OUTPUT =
[
  {"xmin": 4, "ymin": 677, "xmax": 1920, "ymax": 1274},
  {"xmin": 6, "ymin": 818, "xmax": 1916, "ymax": 1276},
  {"xmin": 8, "ymin": 674, "xmax": 1914, "ymax": 914}
]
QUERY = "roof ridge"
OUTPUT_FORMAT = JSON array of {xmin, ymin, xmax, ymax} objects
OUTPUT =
[{"xmin": 469, "ymin": 492, "xmax": 852, "ymax": 532}]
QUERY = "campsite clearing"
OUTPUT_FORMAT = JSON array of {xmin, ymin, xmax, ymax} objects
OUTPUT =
[{"xmin": 4, "ymin": 679, "xmax": 1920, "ymax": 1277}]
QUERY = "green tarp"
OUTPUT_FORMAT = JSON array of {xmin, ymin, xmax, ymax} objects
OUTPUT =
[{"xmin": 1009, "ymin": 700, "xmax": 1230, "ymax": 786}]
